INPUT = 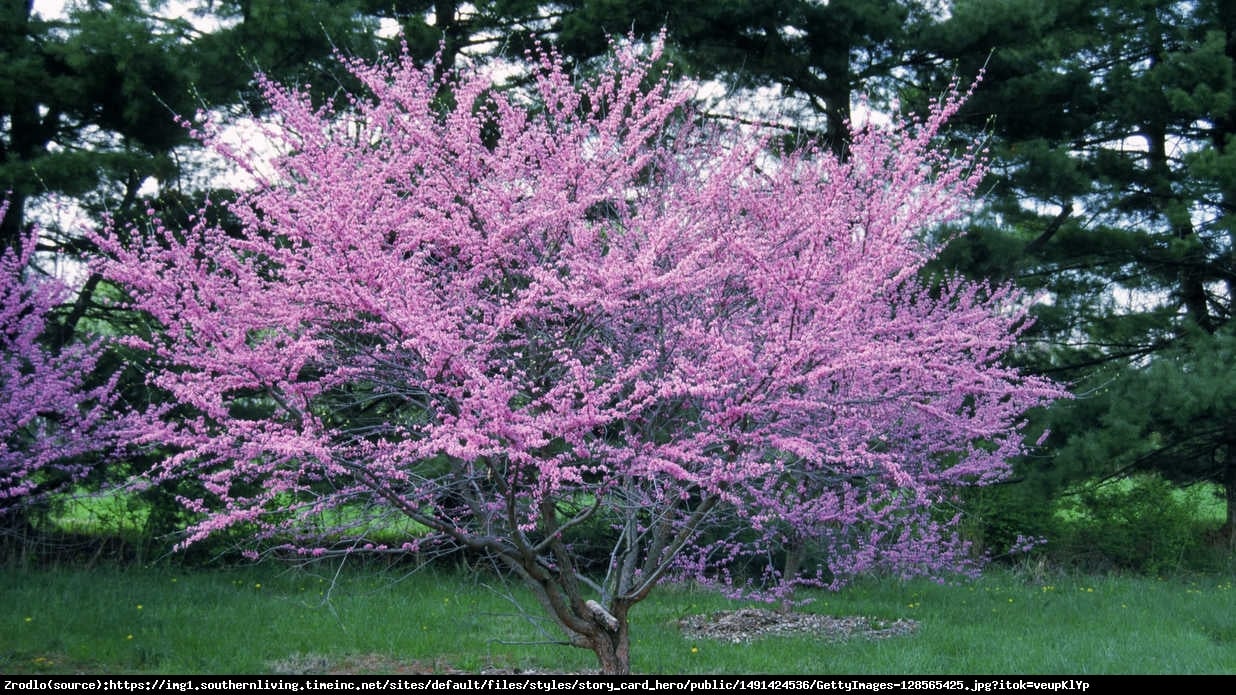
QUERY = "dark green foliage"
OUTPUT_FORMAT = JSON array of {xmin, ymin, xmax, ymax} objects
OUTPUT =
[
  {"xmin": 1054, "ymin": 476, "xmax": 1226, "ymax": 574},
  {"xmin": 958, "ymin": 474, "xmax": 1230, "ymax": 575},
  {"xmin": 190, "ymin": 0, "xmax": 382, "ymax": 110},
  {"xmin": 551, "ymin": 1, "xmax": 928, "ymax": 157},
  {"xmin": 3, "ymin": 1, "xmax": 384, "ymax": 250},
  {"xmin": 1052, "ymin": 331, "xmax": 1236, "ymax": 486},
  {"xmin": 1, "ymin": 1, "xmax": 183, "ymax": 247},
  {"xmin": 913, "ymin": 0, "xmax": 1236, "ymax": 551},
  {"xmin": 953, "ymin": 482, "xmax": 1057, "ymax": 565}
]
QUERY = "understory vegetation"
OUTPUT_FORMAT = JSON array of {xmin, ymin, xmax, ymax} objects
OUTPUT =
[{"xmin": 9, "ymin": 475, "xmax": 1230, "ymax": 576}]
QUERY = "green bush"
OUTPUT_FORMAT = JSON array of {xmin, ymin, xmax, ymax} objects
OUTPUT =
[
  {"xmin": 1053, "ymin": 475, "xmax": 1216, "ymax": 574},
  {"xmin": 955, "ymin": 474, "xmax": 1234, "ymax": 575},
  {"xmin": 952, "ymin": 480, "xmax": 1058, "ymax": 563}
]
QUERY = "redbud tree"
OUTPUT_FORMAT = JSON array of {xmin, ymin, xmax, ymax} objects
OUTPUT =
[
  {"xmin": 1, "ymin": 203, "xmax": 122, "ymax": 525},
  {"xmin": 94, "ymin": 38, "xmax": 1063, "ymax": 674}
]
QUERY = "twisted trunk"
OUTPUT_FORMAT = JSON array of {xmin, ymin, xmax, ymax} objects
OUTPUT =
[{"xmin": 576, "ymin": 601, "xmax": 632, "ymax": 676}]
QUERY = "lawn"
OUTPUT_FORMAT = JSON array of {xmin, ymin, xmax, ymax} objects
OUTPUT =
[{"xmin": 2, "ymin": 560, "xmax": 1232, "ymax": 675}]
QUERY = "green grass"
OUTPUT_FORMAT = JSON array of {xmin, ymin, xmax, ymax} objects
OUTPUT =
[{"xmin": 2, "ymin": 562, "xmax": 1233, "ymax": 675}]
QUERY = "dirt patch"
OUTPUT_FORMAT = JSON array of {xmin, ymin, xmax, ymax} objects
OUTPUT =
[{"xmin": 678, "ymin": 607, "xmax": 918, "ymax": 644}]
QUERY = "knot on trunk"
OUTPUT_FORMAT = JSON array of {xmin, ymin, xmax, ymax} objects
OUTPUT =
[{"xmin": 586, "ymin": 599, "xmax": 619, "ymax": 632}]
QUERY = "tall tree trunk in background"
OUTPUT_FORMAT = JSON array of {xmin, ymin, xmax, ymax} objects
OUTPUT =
[{"xmin": 2, "ymin": 0, "xmax": 37, "ymax": 251}]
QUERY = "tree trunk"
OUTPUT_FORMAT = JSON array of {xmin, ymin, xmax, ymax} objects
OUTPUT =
[
  {"xmin": 574, "ymin": 601, "xmax": 632, "ymax": 675},
  {"xmin": 1, "ymin": 1, "xmax": 35, "ymax": 251},
  {"xmin": 561, "ymin": 598, "xmax": 632, "ymax": 672},
  {"xmin": 514, "ymin": 553, "xmax": 636, "ymax": 674},
  {"xmin": 778, "ymin": 535, "xmax": 806, "ymax": 614},
  {"xmin": 589, "ymin": 628, "xmax": 632, "ymax": 676}
]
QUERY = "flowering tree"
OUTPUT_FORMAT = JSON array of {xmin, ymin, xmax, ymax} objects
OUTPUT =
[
  {"xmin": 94, "ymin": 38, "xmax": 1063, "ymax": 674},
  {"xmin": 1, "ymin": 203, "xmax": 122, "ymax": 521}
]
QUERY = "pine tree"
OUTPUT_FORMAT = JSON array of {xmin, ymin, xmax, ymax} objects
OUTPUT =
[{"xmin": 920, "ymin": 0, "xmax": 1236, "ymax": 547}]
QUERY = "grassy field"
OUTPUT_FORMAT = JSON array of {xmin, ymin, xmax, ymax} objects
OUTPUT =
[{"xmin": 1, "ymin": 560, "xmax": 1233, "ymax": 675}]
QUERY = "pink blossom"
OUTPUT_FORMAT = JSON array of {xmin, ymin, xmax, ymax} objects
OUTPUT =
[
  {"xmin": 1, "ymin": 203, "xmax": 125, "ymax": 512},
  {"xmin": 92, "ymin": 37, "xmax": 1065, "ymax": 674}
]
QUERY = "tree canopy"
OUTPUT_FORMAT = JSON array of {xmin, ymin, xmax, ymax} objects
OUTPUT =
[{"xmin": 91, "ymin": 36, "xmax": 1062, "ymax": 673}]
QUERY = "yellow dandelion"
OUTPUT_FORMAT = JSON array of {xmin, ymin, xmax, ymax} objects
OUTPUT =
[
  {"xmin": 136, "ymin": 604, "xmax": 143, "ymax": 610},
  {"xmin": 255, "ymin": 583, "xmax": 262, "ymax": 589},
  {"xmin": 691, "ymin": 646, "xmax": 699, "ymax": 654},
  {"xmin": 126, "ymin": 634, "xmax": 133, "ymax": 640}
]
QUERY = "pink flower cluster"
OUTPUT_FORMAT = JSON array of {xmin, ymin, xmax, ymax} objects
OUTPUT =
[
  {"xmin": 1, "ymin": 203, "xmax": 122, "ymax": 510},
  {"xmin": 91, "ymin": 36, "xmax": 1063, "ymax": 606}
]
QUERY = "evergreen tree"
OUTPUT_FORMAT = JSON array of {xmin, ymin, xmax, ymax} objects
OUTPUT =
[
  {"xmin": 550, "ymin": 0, "xmax": 938, "ymax": 157},
  {"xmin": 2, "ymin": 1, "xmax": 380, "ymax": 251},
  {"xmin": 2, "ymin": 0, "xmax": 192, "ymax": 250},
  {"xmin": 920, "ymin": 0, "xmax": 1236, "ymax": 547},
  {"xmin": 0, "ymin": 0, "xmax": 379, "ymax": 557}
]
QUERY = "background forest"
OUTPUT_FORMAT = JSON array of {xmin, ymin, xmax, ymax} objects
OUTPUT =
[{"xmin": 3, "ymin": 0, "xmax": 1234, "ymax": 592}]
